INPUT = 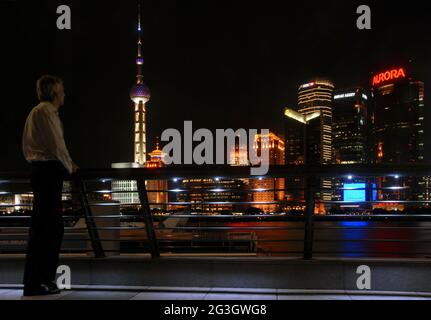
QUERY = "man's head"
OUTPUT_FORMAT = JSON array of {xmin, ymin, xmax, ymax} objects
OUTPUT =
[{"xmin": 36, "ymin": 75, "xmax": 65, "ymax": 107}]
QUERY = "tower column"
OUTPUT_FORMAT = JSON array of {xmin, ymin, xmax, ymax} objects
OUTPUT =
[{"xmin": 134, "ymin": 101, "xmax": 146, "ymax": 165}]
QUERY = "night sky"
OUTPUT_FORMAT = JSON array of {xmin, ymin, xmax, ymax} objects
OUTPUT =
[{"xmin": 1, "ymin": 0, "xmax": 430, "ymax": 171}]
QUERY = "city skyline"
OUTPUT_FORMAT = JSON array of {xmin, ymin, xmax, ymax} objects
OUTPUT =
[{"xmin": 1, "ymin": 0, "xmax": 431, "ymax": 171}]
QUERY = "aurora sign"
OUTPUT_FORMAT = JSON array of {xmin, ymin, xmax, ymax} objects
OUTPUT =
[{"xmin": 372, "ymin": 68, "xmax": 407, "ymax": 86}]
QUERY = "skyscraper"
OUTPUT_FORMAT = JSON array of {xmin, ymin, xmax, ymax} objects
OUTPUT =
[
  {"xmin": 174, "ymin": 178, "xmax": 250, "ymax": 214},
  {"xmin": 297, "ymin": 80, "xmax": 334, "ymax": 164},
  {"xmin": 332, "ymin": 88, "xmax": 369, "ymax": 203},
  {"xmin": 284, "ymin": 109, "xmax": 322, "ymax": 165},
  {"xmin": 332, "ymin": 88, "xmax": 369, "ymax": 164},
  {"xmin": 284, "ymin": 109, "xmax": 330, "ymax": 206},
  {"xmin": 130, "ymin": 4, "xmax": 151, "ymax": 166},
  {"xmin": 370, "ymin": 66, "xmax": 426, "ymax": 203},
  {"xmin": 250, "ymin": 132, "xmax": 285, "ymax": 213},
  {"xmin": 145, "ymin": 142, "xmax": 168, "ymax": 210},
  {"xmin": 370, "ymin": 67, "xmax": 425, "ymax": 164},
  {"xmin": 296, "ymin": 80, "xmax": 334, "ymax": 206}
]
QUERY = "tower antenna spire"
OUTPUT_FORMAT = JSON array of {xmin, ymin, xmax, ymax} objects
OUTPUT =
[{"xmin": 136, "ymin": 1, "xmax": 144, "ymax": 84}]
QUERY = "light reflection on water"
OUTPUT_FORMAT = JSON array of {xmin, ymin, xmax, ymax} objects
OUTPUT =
[{"xmin": 222, "ymin": 220, "xmax": 431, "ymax": 258}]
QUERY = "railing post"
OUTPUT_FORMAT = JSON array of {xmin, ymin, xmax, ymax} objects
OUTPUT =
[
  {"xmin": 304, "ymin": 176, "xmax": 316, "ymax": 260},
  {"xmin": 137, "ymin": 178, "xmax": 160, "ymax": 258},
  {"xmin": 75, "ymin": 177, "xmax": 105, "ymax": 258}
]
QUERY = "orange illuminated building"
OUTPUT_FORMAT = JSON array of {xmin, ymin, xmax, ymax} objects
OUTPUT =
[
  {"xmin": 250, "ymin": 132, "xmax": 285, "ymax": 213},
  {"xmin": 145, "ymin": 143, "xmax": 168, "ymax": 210}
]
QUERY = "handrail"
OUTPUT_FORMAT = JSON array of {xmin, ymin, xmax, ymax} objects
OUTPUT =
[
  {"xmin": 1, "ymin": 163, "xmax": 431, "ymax": 180},
  {"xmin": 1, "ymin": 164, "xmax": 431, "ymax": 259}
]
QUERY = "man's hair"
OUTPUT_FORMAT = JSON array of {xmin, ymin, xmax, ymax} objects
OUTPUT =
[{"xmin": 36, "ymin": 75, "xmax": 63, "ymax": 102}]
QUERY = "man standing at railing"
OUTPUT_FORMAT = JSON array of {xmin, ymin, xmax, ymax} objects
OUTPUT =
[{"xmin": 21, "ymin": 75, "xmax": 79, "ymax": 297}]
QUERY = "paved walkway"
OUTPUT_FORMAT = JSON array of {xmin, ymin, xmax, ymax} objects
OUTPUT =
[{"xmin": 1, "ymin": 286, "xmax": 431, "ymax": 300}]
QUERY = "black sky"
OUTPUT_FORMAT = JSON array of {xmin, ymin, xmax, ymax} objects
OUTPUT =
[{"xmin": 1, "ymin": 0, "xmax": 431, "ymax": 171}]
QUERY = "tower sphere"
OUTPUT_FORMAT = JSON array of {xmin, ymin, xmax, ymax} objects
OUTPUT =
[{"xmin": 130, "ymin": 83, "xmax": 151, "ymax": 104}]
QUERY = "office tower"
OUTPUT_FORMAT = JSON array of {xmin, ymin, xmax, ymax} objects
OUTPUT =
[
  {"xmin": 250, "ymin": 132, "xmax": 285, "ymax": 213},
  {"xmin": 111, "ymin": 162, "xmax": 142, "ymax": 206},
  {"xmin": 284, "ymin": 109, "xmax": 323, "ymax": 165},
  {"xmin": 174, "ymin": 178, "xmax": 249, "ymax": 214},
  {"xmin": 284, "ymin": 109, "xmax": 326, "ymax": 204},
  {"xmin": 370, "ymin": 67, "xmax": 426, "ymax": 203},
  {"xmin": 332, "ymin": 88, "xmax": 369, "ymax": 204},
  {"xmin": 284, "ymin": 109, "xmax": 332, "ymax": 214},
  {"xmin": 229, "ymin": 142, "xmax": 250, "ymax": 166},
  {"xmin": 296, "ymin": 80, "xmax": 334, "ymax": 208},
  {"xmin": 145, "ymin": 143, "xmax": 168, "ymax": 210},
  {"xmin": 297, "ymin": 80, "xmax": 334, "ymax": 164},
  {"xmin": 333, "ymin": 88, "xmax": 368, "ymax": 164},
  {"xmin": 371, "ymin": 67, "xmax": 424, "ymax": 164}
]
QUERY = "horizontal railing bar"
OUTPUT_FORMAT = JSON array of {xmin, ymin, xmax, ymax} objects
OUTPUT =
[
  {"xmin": 2, "ymin": 164, "xmax": 431, "ymax": 180},
  {"xmin": 321, "ymin": 200, "xmax": 431, "ymax": 204},
  {"xmin": 313, "ymin": 239, "xmax": 431, "ymax": 243},
  {"xmin": 2, "ymin": 227, "xmax": 431, "ymax": 233},
  {"xmin": 3, "ymin": 185, "xmax": 428, "ymax": 195},
  {"xmin": 0, "ymin": 204, "xmax": 33, "ymax": 207},
  {"xmin": 2, "ymin": 214, "xmax": 431, "ymax": 220},
  {"xmin": 312, "ymin": 251, "xmax": 431, "ymax": 255},
  {"xmin": 62, "ymin": 226, "xmax": 306, "ymax": 231},
  {"xmin": 314, "ymin": 227, "xmax": 431, "ymax": 230},
  {"xmin": 151, "ymin": 215, "xmax": 305, "ymax": 218},
  {"xmin": 0, "ymin": 214, "xmax": 431, "ymax": 222},
  {"xmin": 2, "ymin": 214, "xmax": 431, "ymax": 219},
  {"xmin": 83, "ymin": 201, "xmax": 283, "ymax": 206},
  {"xmin": 3, "ymin": 200, "xmax": 430, "ymax": 208},
  {"xmin": 313, "ymin": 215, "xmax": 431, "ymax": 220},
  {"xmin": 161, "ymin": 251, "xmax": 301, "ymax": 254},
  {"xmin": 151, "ymin": 227, "xmax": 305, "ymax": 231},
  {"xmin": 88, "ymin": 187, "xmax": 430, "ymax": 193},
  {"xmin": 0, "ymin": 239, "xmax": 305, "ymax": 243},
  {"xmin": 89, "ymin": 188, "xmax": 300, "ymax": 193},
  {"xmin": 0, "ymin": 192, "xmax": 74, "ymax": 195}
]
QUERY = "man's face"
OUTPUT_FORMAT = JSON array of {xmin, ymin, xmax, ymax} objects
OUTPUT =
[{"xmin": 54, "ymin": 83, "xmax": 65, "ymax": 107}]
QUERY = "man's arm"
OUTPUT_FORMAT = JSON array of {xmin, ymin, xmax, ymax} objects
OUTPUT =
[{"xmin": 36, "ymin": 109, "xmax": 74, "ymax": 174}]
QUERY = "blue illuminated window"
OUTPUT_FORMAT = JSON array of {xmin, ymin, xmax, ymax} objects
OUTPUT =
[{"xmin": 343, "ymin": 183, "xmax": 366, "ymax": 202}]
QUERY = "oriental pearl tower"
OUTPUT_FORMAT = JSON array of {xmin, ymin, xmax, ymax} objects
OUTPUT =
[{"xmin": 130, "ymin": 3, "xmax": 151, "ymax": 166}]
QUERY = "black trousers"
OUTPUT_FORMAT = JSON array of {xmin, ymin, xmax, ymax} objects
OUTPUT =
[{"xmin": 23, "ymin": 161, "xmax": 68, "ymax": 287}]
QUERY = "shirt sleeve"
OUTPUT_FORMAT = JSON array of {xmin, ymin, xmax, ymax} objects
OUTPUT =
[{"xmin": 36, "ymin": 108, "xmax": 74, "ymax": 174}]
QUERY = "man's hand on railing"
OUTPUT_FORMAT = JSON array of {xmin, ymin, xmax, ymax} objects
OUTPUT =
[{"xmin": 72, "ymin": 162, "xmax": 80, "ymax": 174}]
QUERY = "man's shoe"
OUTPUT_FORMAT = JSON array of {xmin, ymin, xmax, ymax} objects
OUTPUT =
[
  {"xmin": 23, "ymin": 284, "xmax": 60, "ymax": 297},
  {"xmin": 44, "ymin": 281, "xmax": 61, "ymax": 294}
]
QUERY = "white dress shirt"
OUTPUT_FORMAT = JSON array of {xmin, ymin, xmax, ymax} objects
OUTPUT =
[{"xmin": 22, "ymin": 102, "xmax": 73, "ymax": 174}]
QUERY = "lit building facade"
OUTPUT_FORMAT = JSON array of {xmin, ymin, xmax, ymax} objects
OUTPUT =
[
  {"xmin": 296, "ymin": 80, "xmax": 334, "ymax": 206},
  {"xmin": 284, "ymin": 108, "xmax": 330, "ymax": 206},
  {"xmin": 370, "ymin": 67, "xmax": 426, "ymax": 203},
  {"xmin": 229, "ymin": 142, "xmax": 250, "ymax": 166},
  {"xmin": 250, "ymin": 132, "xmax": 285, "ymax": 213},
  {"xmin": 145, "ymin": 143, "xmax": 168, "ymax": 210},
  {"xmin": 111, "ymin": 163, "xmax": 141, "ymax": 206},
  {"xmin": 332, "ymin": 88, "xmax": 369, "ymax": 164},
  {"xmin": 331, "ymin": 88, "xmax": 369, "ymax": 203},
  {"xmin": 174, "ymin": 178, "xmax": 250, "ymax": 214},
  {"xmin": 371, "ymin": 68, "xmax": 425, "ymax": 164},
  {"xmin": 297, "ymin": 80, "xmax": 334, "ymax": 164}
]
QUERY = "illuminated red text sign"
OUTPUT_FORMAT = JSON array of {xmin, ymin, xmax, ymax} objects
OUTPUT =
[{"xmin": 372, "ymin": 68, "xmax": 406, "ymax": 86}]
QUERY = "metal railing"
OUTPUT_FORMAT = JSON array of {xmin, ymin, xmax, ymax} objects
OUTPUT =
[{"xmin": 1, "ymin": 164, "xmax": 431, "ymax": 260}]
